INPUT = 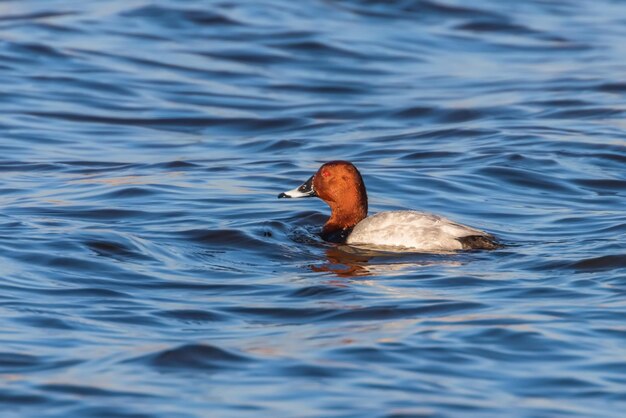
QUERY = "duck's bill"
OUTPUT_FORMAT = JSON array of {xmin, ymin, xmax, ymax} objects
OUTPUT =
[{"xmin": 278, "ymin": 175, "xmax": 316, "ymax": 198}]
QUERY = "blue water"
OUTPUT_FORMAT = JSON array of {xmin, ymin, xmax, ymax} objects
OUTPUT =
[{"xmin": 1, "ymin": 0, "xmax": 626, "ymax": 417}]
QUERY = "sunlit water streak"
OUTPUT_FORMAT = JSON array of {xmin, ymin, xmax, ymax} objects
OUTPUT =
[{"xmin": 0, "ymin": 0, "xmax": 625, "ymax": 417}]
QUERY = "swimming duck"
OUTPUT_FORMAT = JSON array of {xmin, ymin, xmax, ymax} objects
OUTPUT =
[{"xmin": 278, "ymin": 161, "xmax": 499, "ymax": 251}]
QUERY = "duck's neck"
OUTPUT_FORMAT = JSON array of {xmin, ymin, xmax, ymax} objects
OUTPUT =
[{"xmin": 322, "ymin": 201, "xmax": 367, "ymax": 243}]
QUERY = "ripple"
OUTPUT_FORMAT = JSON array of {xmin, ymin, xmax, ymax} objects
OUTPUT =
[
  {"xmin": 130, "ymin": 343, "xmax": 252, "ymax": 371},
  {"xmin": 102, "ymin": 186, "xmax": 157, "ymax": 199},
  {"xmin": 0, "ymin": 11, "xmax": 78, "ymax": 23},
  {"xmin": 456, "ymin": 20, "xmax": 538, "ymax": 35},
  {"xmin": 26, "ymin": 111, "xmax": 306, "ymax": 134},
  {"xmin": 477, "ymin": 165, "xmax": 578, "ymax": 194},
  {"xmin": 155, "ymin": 309, "xmax": 228, "ymax": 323},
  {"xmin": 287, "ymin": 285, "xmax": 351, "ymax": 298},
  {"xmin": 0, "ymin": 352, "xmax": 79, "ymax": 373},
  {"xmin": 178, "ymin": 228, "xmax": 280, "ymax": 253},
  {"xmin": 573, "ymin": 178, "xmax": 626, "ymax": 193},
  {"xmin": 595, "ymin": 82, "xmax": 626, "ymax": 93},
  {"xmin": 122, "ymin": 5, "xmax": 241, "ymax": 27},
  {"xmin": 38, "ymin": 383, "xmax": 154, "ymax": 398},
  {"xmin": 277, "ymin": 362, "xmax": 353, "ymax": 378},
  {"xmin": 571, "ymin": 255, "xmax": 626, "ymax": 272},
  {"xmin": 0, "ymin": 391, "xmax": 48, "ymax": 405}
]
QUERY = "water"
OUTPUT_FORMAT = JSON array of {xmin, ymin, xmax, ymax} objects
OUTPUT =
[{"xmin": 1, "ymin": 0, "xmax": 625, "ymax": 416}]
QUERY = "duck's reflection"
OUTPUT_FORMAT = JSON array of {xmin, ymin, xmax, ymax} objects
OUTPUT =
[
  {"xmin": 311, "ymin": 245, "xmax": 462, "ymax": 278},
  {"xmin": 311, "ymin": 246, "xmax": 372, "ymax": 277}
]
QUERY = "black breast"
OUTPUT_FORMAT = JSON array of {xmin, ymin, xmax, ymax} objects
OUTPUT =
[{"xmin": 320, "ymin": 227, "xmax": 353, "ymax": 243}]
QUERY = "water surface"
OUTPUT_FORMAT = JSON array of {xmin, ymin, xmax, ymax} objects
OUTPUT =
[{"xmin": 1, "ymin": 0, "xmax": 626, "ymax": 417}]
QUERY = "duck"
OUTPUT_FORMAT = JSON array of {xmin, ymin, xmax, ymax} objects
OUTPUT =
[{"xmin": 278, "ymin": 161, "xmax": 499, "ymax": 252}]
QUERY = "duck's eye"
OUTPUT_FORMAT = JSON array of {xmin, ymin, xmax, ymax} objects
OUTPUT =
[{"xmin": 321, "ymin": 170, "xmax": 330, "ymax": 178}]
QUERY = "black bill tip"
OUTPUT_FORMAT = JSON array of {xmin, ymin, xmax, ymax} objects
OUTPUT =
[{"xmin": 277, "ymin": 175, "xmax": 316, "ymax": 199}]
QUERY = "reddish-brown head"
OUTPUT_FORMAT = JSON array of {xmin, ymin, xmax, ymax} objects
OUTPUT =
[
  {"xmin": 278, "ymin": 161, "xmax": 368, "ymax": 242},
  {"xmin": 312, "ymin": 161, "xmax": 367, "ymax": 218}
]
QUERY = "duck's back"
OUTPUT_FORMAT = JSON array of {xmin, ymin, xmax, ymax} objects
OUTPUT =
[{"xmin": 346, "ymin": 210, "xmax": 496, "ymax": 251}]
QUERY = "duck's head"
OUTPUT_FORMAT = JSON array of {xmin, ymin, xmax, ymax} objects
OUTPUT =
[{"xmin": 278, "ymin": 161, "xmax": 368, "ymax": 240}]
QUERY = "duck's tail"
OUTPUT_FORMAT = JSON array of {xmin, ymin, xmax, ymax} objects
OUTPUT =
[{"xmin": 458, "ymin": 235, "xmax": 501, "ymax": 250}]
